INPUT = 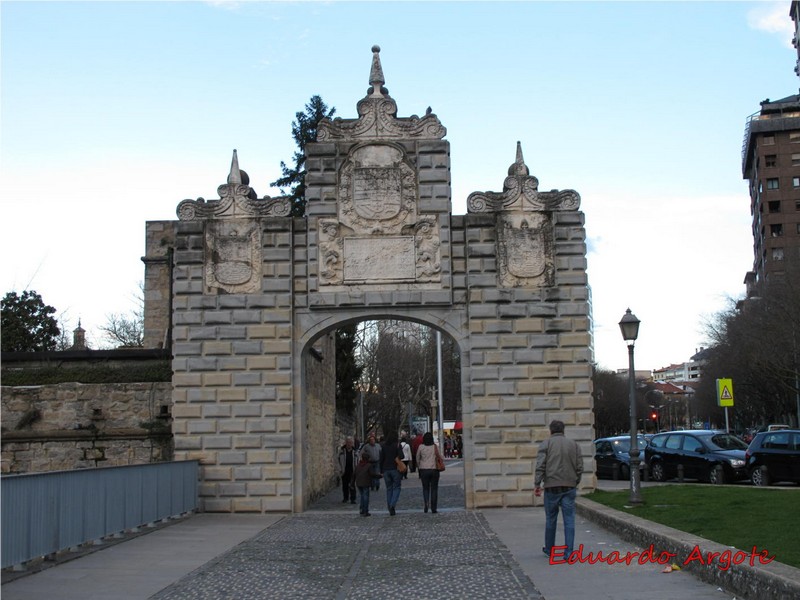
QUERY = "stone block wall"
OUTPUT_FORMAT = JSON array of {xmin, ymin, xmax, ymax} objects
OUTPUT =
[
  {"xmin": 171, "ymin": 217, "xmax": 306, "ymax": 513},
  {"xmin": 1, "ymin": 382, "xmax": 173, "ymax": 473},
  {"xmin": 143, "ymin": 220, "xmax": 176, "ymax": 349}
]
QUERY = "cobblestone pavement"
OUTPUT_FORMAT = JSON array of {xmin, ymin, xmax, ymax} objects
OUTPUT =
[{"xmin": 151, "ymin": 462, "xmax": 543, "ymax": 599}]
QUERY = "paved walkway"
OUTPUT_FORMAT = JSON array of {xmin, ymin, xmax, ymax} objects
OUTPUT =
[{"xmin": 2, "ymin": 462, "xmax": 741, "ymax": 600}]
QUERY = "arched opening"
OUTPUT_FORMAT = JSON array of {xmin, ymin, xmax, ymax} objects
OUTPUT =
[{"xmin": 294, "ymin": 314, "xmax": 467, "ymax": 513}]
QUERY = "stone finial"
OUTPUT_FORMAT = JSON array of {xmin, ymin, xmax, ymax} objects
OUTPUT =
[
  {"xmin": 176, "ymin": 149, "xmax": 291, "ymax": 219},
  {"xmin": 369, "ymin": 45, "xmax": 385, "ymax": 96},
  {"xmin": 467, "ymin": 141, "xmax": 580, "ymax": 213},
  {"xmin": 508, "ymin": 141, "xmax": 530, "ymax": 176},
  {"xmin": 227, "ymin": 149, "xmax": 242, "ymax": 185},
  {"xmin": 316, "ymin": 45, "xmax": 446, "ymax": 141}
]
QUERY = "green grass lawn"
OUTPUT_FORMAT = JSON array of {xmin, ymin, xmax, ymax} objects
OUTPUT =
[{"xmin": 585, "ymin": 486, "xmax": 800, "ymax": 569}]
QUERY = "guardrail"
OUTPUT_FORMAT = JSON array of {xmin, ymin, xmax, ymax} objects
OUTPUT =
[{"xmin": 1, "ymin": 461, "xmax": 198, "ymax": 569}]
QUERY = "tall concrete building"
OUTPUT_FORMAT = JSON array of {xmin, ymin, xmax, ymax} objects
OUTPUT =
[
  {"xmin": 741, "ymin": 94, "xmax": 800, "ymax": 293},
  {"xmin": 741, "ymin": 2, "xmax": 800, "ymax": 294}
]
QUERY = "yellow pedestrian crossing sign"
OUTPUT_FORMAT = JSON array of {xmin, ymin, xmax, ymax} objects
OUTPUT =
[{"xmin": 716, "ymin": 378, "xmax": 734, "ymax": 407}]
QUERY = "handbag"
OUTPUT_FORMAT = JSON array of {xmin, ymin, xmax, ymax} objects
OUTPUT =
[
  {"xmin": 434, "ymin": 446, "xmax": 446, "ymax": 472},
  {"xmin": 395, "ymin": 456, "xmax": 407, "ymax": 474}
]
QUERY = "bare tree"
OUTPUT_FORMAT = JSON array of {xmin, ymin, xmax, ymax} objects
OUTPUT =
[
  {"xmin": 100, "ymin": 283, "xmax": 144, "ymax": 348},
  {"xmin": 355, "ymin": 320, "xmax": 461, "ymax": 436},
  {"xmin": 699, "ymin": 260, "xmax": 800, "ymax": 428}
]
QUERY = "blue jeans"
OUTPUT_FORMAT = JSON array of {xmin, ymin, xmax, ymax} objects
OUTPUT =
[
  {"xmin": 358, "ymin": 486, "xmax": 370, "ymax": 514},
  {"xmin": 543, "ymin": 487, "xmax": 577, "ymax": 556},
  {"xmin": 383, "ymin": 469, "xmax": 402, "ymax": 509}
]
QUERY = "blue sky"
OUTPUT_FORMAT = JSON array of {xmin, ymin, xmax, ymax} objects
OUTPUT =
[{"xmin": 1, "ymin": 1, "xmax": 797, "ymax": 371}]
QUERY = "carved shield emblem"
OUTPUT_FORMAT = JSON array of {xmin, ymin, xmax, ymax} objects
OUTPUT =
[
  {"xmin": 205, "ymin": 221, "xmax": 261, "ymax": 294},
  {"xmin": 214, "ymin": 234, "xmax": 254, "ymax": 285},
  {"xmin": 506, "ymin": 222, "xmax": 546, "ymax": 279},
  {"xmin": 353, "ymin": 167, "xmax": 402, "ymax": 220}
]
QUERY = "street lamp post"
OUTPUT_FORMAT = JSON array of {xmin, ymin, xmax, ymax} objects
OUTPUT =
[{"xmin": 619, "ymin": 309, "xmax": 644, "ymax": 505}]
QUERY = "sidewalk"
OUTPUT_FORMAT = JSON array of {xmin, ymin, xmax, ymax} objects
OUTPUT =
[{"xmin": 0, "ymin": 463, "xmax": 763, "ymax": 599}]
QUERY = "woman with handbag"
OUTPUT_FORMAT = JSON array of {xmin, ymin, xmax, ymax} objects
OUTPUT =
[{"xmin": 415, "ymin": 432, "xmax": 443, "ymax": 513}]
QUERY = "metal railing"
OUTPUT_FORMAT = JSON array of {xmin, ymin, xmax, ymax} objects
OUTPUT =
[{"xmin": 1, "ymin": 461, "xmax": 198, "ymax": 569}]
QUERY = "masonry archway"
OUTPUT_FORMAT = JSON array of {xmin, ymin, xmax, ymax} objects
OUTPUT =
[
  {"xmin": 143, "ymin": 46, "xmax": 595, "ymax": 513},
  {"xmin": 295, "ymin": 311, "xmax": 468, "ymax": 512}
]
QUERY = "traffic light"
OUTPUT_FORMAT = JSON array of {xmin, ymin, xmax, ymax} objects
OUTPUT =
[{"xmin": 650, "ymin": 412, "xmax": 658, "ymax": 421}]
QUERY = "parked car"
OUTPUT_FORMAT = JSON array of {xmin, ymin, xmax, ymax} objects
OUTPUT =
[
  {"xmin": 594, "ymin": 435, "xmax": 647, "ymax": 479},
  {"xmin": 745, "ymin": 429, "xmax": 800, "ymax": 486},
  {"xmin": 644, "ymin": 430, "xmax": 749, "ymax": 484}
]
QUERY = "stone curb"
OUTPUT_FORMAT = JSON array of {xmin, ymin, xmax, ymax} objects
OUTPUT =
[{"xmin": 576, "ymin": 497, "xmax": 800, "ymax": 600}]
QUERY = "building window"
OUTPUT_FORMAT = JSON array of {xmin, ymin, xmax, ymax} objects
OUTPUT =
[
  {"xmin": 763, "ymin": 135, "xmax": 775, "ymax": 145},
  {"xmin": 772, "ymin": 248, "xmax": 785, "ymax": 261},
  {"xmin": 770, "ymin": 224, "xmax": 783, "ymax": 237},
  {"xmin": 768, "ymin": 200, "xmax": 781, "ymax": 213},
  {"xmin": 766, "ymin": 154, "xmax": 777, "ymax": 167},
  {"xmin": 793, "ymin": 154, "xmax": 800, "ymax": 166},
  {"xmin": 791, "ymin": 132, "xmax": 800, "ymax": 143},
  {"xmin": 797, "ymin": 223, "xmax": 800, "ymax": 234},
  {"xmin": 793, "ymin": 177, "xmax": 800, "ymax": 187},
  {"xmin": 766, "ymin": 178, "xmax": 779, "ymax": 190},
  {"xmin": 796, "ymin": 201, "xmax": 800, "ymax": 211}
]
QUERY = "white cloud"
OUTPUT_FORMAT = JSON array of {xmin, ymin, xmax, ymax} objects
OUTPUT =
[{"xmin": 748, "ymin": 1, "xmax": 795, "ymax": 47}]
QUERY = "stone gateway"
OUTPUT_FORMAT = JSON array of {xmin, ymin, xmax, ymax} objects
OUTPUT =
[{"xmin": 142, "ymin": 46, "xmax": 595, "ymax": 513}]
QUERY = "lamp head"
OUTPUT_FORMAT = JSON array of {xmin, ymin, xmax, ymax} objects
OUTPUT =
[{"xmin": 619, "ymin": 308, "xmax": 640, "ymax": 345}]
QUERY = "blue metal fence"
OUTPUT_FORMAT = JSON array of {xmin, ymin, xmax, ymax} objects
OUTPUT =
[{"xmin": 1, "ymin": 461, "xmax": 198, "ymax": 569}]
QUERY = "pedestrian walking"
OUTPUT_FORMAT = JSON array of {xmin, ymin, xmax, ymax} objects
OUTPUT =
[
  {"xmin": 354, "ymin": 451, "xmax": 382, "ymax": 516},
  {"xmin": 410, "ymin": 430, "xmax": 423, "ymax": 473},
  {"xmin": 361, "ymin": 432, "xmax": 382, "ymax": 491},
  {"xmin": 534, "ymin": 420, "xmax": 583, "ymax": 558},
  {"xmin": 337, "ymin": 437, "xmax": 357, "ymax": 504},
  {"xmin": 380, "ymin": 431, "xmax": 403, "ymax": 515},
  {"xmin": 400, "ymin": 435, "xmax": 412, "ymax": 479},
  {"xmin": 415, "ymin": 432, "xmax": 442, "ymax": 513}
]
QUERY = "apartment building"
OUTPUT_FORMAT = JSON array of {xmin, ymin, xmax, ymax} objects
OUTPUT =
[{"xmin": 741, "ymin": 3, "xmax": 800, "ymax": 294}]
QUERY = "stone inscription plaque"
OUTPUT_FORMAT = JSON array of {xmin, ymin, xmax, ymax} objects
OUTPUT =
[{"xmin": 343, "ymin": 237, "xmax": 415, "ymax": 282}]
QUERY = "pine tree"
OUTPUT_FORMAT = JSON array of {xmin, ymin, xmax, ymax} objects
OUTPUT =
[
  {"xmin": 271, "ymin": 95, "xmax": 336, "ymax": 217},
  {"xmin": 336, "ymin": 324, "xmax": 363, "ymax": 415}
]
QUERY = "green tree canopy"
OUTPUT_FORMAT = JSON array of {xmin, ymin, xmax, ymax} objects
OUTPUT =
[
  {"xmin": 270, "ymin": 95, "xmax": 335, "ymax": 217},
  {"xmin": 1, "ymin": 290, "xmax": 60, "ymax": 352}
]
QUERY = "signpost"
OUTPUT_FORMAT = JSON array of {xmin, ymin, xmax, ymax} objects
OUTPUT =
[{"xmin": 716, "ymin": 378, "xmax": 734, "ymax": 432}]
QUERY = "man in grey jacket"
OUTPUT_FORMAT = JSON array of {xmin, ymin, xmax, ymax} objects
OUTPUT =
[{"xmin": 534, "ymin": 420, "xmax": 583, "ymax": 559}]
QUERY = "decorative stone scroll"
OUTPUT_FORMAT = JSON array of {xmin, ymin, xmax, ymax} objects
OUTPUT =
[
  {"xmin": 317, "ymin": 46, "xmax": 446, "ymax": 142},
  {"xmin": 177, "ymin": 150, "xmax": 291, "ymax": 220},
  {"xmin": 467, "ymin": 142, "xmax": 579, "ymax": 288},
  {"xmin": 467, "ymin": 142, "xmax": 580, "ymax": 214},
  {"xmin": 204, "ymin": 219, "xmax": 262, "ymax": 294}
]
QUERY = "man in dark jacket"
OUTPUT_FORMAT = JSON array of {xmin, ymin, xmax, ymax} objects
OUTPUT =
[
  {"xmin": 337, "ymin": 437, "xmax": 357, "ymax": 503},
  {"xmin": 534, "ymin": 420, "xmax": 583, "ymax": 559}
]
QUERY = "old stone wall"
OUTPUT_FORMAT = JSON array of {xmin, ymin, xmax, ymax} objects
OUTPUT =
[
  {"xmin": 1, "ymin": 382, "xmax": 173, "ymax": 473},
  {"xmin": 303, "ymin": 333, "xmax": 340, "ymax": 504}
]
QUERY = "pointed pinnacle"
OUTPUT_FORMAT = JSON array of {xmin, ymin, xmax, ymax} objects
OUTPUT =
[
  {"xmin": 369, "ymin": 45, "xmax": 385, "ymax": 95},
  {"xmin": 228, "ymin": 149, "xmax": 242, "ymax": 185}
]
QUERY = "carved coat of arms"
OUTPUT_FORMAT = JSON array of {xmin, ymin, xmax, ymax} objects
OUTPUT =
[
  {"xmin": 205, "ymin": 220, "xmax": 262, "ymax": 294},
  {"xmin": 497, "ymin": 214, "xmax": 553, "ymax": 288}
]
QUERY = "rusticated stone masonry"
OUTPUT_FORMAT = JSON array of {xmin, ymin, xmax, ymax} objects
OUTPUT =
[{"xmin": 143, "ymin": 46, "xmax": 595, "ymax": 513}]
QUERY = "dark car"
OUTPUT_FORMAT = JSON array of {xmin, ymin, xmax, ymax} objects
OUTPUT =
[
  {"xmin": 745, "ymin": 429, "xmax": 800, "ymax": 486},
  {"xmin": 594, "ymin": 435, "xmax": 646, "ymax": 479},
  {"xmin": 644, "ymin": 430, "xmax": 749, "ymax": 484}
]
